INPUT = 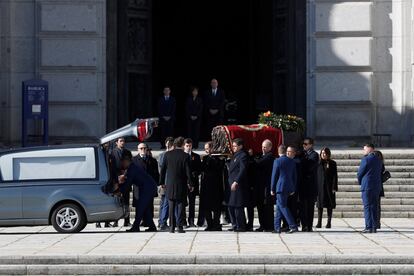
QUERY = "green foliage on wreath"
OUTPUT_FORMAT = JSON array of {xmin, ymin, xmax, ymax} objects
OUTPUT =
[{"xmin": 258, "ymin": 111, "xmax": 305, "ymax": 133}]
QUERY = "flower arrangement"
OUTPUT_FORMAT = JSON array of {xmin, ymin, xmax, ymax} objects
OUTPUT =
[{"xmin": 258, "ymin": 111, "xmax": 305, "ymax": 133}]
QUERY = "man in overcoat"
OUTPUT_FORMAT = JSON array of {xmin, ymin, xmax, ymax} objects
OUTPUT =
[
  {"xmin": 160, "ymin": 137, "xmax": 193, "ymax": 233},
  {"xmin": 227, "ymin": 138, "xmax": 249, "ymax": 232}
]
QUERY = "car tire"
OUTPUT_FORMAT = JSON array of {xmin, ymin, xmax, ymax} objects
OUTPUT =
[{"xmin": 51, "ymin": 203, "xmax": 86, "ymax": 233}]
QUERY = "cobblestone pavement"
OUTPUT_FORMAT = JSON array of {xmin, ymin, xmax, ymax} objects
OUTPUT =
[{"xmin": 0, "ymin": 218, "xmax": 413, "ymax": 256}]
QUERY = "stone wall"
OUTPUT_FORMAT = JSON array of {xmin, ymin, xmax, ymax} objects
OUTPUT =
[
  {"xmin": 0, "ymin": 0, "xmax": 106, "ymax": 144},
  {"xmin": 307, "ymin": 0, "xmax": 413, "ymax": 145}
]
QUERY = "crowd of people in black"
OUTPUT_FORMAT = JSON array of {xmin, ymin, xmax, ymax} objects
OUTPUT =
[{"xmin": 97, "ymin": 134, "xmax": 387, "ymax": 234}]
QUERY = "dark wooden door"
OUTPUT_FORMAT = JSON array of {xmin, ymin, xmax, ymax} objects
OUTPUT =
[
  {"xmin": 272, "ymin": 0, "xmax": 306, "ymax": 118},
  {"xmin": 116, "ymin": 0, "xmax": 152, "ymax": 127}
]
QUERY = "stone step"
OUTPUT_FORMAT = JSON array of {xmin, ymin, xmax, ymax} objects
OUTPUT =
[
  {"xmin": 335, "ymin": 159, "xmax": 414, "ymax": 166},
  {"xmin": 338, "ymin": 184, "xmax": 414, "ymax": 192},
  {"xmin": 338, "ymin": 178, "xmax": 414, "ymax": 185},
  {"xmin": 332, "ymin": 211, "xmax": 414, "ymax": 218},
  {"xmin": 337, "ymin": 166, "xmax": 414, "ymax": 172},
  {"xmin": 331, "ymin": 151, "xmax": 414, "ymax": 159},
  {"xmin": 333, "ymin": 205, "xmax": 414, "ymax": 212},
  {"xmin": 2, "ymin": 255, "xmax": 414, "ymax": 275},
  {"xmin": 338, "ymin": 172, "xmax": 414, "ymax": 178},
  {"xmin": 336, "ymin": 198, "xmax": 414, "ymax": 205},
  {"xmin": 335, "ymin": 191, "xmax": 414, "ymax": 198}
]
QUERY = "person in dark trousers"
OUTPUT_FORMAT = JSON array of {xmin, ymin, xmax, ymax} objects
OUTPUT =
[
  {"xmin": 227, "ymin": 138, "xmax": 249, "ymax": 232},
  {"xmin": 110, "ymin": 137, "xmax": 132, "ymax": 228},
  {"xmin": 157, "ymin": 137, "xmax": 175, "ymax": 230},
  {"xmin": 204, "ymin": 78, "xmax": 225, "ymax": 137},
  {"xmin": 158, "ymin": 86, "xmax": 176, "ymax": 148},
  {"xmin": 271, "ymin": 145, "xmax": 298, "ymax": 234},
  {"xmin": 373, "ymin": 150, "xmax": 386, "ymax": 229},
  {"xmin": 200, "ymin": 141, "xmax": 225, "ymax": 231},
  {"xmin": 183, "ymin": 138, "xmax": 202, "ymax": 228},
  {"xmin": 282, "ymin": 146, "xmax": 300, "ymax": 231},
  {"xmin": 248, "ymin": 139, "xmax": 275, "ymax": 232},
  {"xmin": 316, "ymin": 147, "xmax": 338, "ymax": 229},
  {"xmin": 118, "ymin": 151, "xmax": 157, "ymax": 232},
  {"xmin": 185, "ymin": 87, "xmax": 203, "ymax": 149},
  {"xmin": 299, "ymin": 137, "xmax": 319, "ymax": 232},
  {"xmin": 132, "ymin": 143, "xmax": 160, "ymax": 227},
  {"xmin": 358, "ymin": 143, "xmax": 382, "ymax": 233},
  {"xmin": 160, "ymin": 137, "xmax": 194, "ymax": 233}
]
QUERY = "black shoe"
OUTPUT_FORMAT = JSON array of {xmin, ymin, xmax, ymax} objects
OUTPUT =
[
  {"xmin": 112, "ymin": 221, "xmax": 119, "ymax": 227},
  {"xmin": 227, "ymin": 228, "xmax": 235, "ymax": 231},
  {"xmin": 213, "ymin": 225, "xmax": 222, "ymax": 231},
  {"xmin": 104, "ymin": 222, "xmax": 111, "ymax": 228},
  {"xmin": 361, "ymin": 228, "xmax": 372, "ymax": 233},
  {"xmin": 307, "ymin": 227, "xmax": 313, "ymax": 232},
  {"xmin": 96, "ymin": 223, "xmax": 102, "ymax": 228},
  {"xmin": 287, "ymin": 228, "xmax": 298, "ymax": 234},
  {"xmin": 169, "ymin": 227, "xmax": 175, "ymax": 233},
  {"xmin": 204, "ymin": 227, "xmax": 212, "ymax": 231},
  {"xmin": 123, "ymin": 219, "xmax": 131, "ymax": 227},
  {"xmin": 235, "ymin": 228, "xmax": 246, "ymax": 232},
  {"xmin": 186, "ymin": 223, "xmax": 196, "ymax": 229},
  {"xmin": 372, "ymin": 228, "xmax": 377, "ymax": 233},
  {"xmin": 302, "ymin": 226, "xmax": 308, "ymax": 232},
  {"xmin": 255, "ymin": 227, "xmax": 264, "ymax": 232},
  {"xmin": 246, "ymin": 227, "xmax": 254, "ymax": 232},
  {"xmin": 272, "ymin": 229, "xmax": 281, "ymax": 234},
  {"xmin": 177, "ymin": 227, "xmax": 185, "ymax": 233},
  {"xmin": 326, "ymin": 222, "xmax": 331, "ymax": 229},
  {"xmin": 159, "ymin": 225, "xmax": 169, "ymax": 231},
  {"xmin": 126, "ymin": 227, "xmax": 140, "ymax": 232},
  {"xmin": 281, "ymin": 226, "xmax": 289, "ymax": 232},
  {"xmin": 315, "ymin": 223, "xmax": 322, "ymax": 228},
  {"xmin": 145, "ymin": 227, "xmax": 157, "ymax": 232}
]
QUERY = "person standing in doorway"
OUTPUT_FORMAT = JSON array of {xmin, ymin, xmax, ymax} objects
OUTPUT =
[
  {"xmin": 204, "ymin": 79, "xmax": 225, "ymax": 137},
  {"xmin": 158, "ymin": 86, "xmax": 176, "ymax": 149},
  {"xmin": 185, "ymin": 87, "xmax": 203, "ymax": 149}
]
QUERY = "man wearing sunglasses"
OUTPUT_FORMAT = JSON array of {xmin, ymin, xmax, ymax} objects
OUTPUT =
[{"xmin": 299, "ymin": 137, "xmax": 319, "ymax": 232}]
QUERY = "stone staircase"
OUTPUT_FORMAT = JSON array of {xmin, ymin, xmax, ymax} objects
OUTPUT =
[
  {"xmin": 2, "ymin": 255, "xmax": 414, "ymax": 275},
  {"xmin": 128, "ymin": 149, "xmax": 414, "ymax": 220}
]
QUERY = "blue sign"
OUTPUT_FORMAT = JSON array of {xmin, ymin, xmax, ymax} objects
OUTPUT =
[{"xmin": 22, "ymin": 79, "xmax": 49, "ymax": 146}]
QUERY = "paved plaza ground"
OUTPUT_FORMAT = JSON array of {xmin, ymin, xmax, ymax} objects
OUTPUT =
[{"xmin": 0, "ymin": 218, "xmax": 414, "ymax": 256}]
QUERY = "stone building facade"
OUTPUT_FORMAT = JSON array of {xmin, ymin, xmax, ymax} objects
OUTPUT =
[{"xmin": 0, "ymin": 0, "xmax": 412, "ymax": 145}]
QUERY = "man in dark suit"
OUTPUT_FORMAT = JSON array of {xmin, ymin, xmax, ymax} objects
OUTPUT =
[
  {"xmin": 118, "ymin": 151, "xmax": 157, "ymax": 232},
  {"xmin": 299, "ymin": 137, "xmax": 319, "ymax": 232},
  {"xmin": 160, "ymin": 137, "xmax": 194, "ymax": 233},
  {"xmin": 183, "ymin": 138, "xmax": 202, "ymax": 228},
  {"xmin": 204, "ymin": 79, "xmax": 225, "ymax": 137},
  {"xmin": 249, "ymin": 139, "xmax": 275, "ymax": 232},
  {"xmin": 132, "ymin": 143, "xmax": 160, "ymax": 227},
  {"xmin": 185, "ymin": 87, "xmax": 203, "ymax": 149},
  {"xmin": 358, "ymin": 143, "xmax": 382, "ymax": 233},
  {"xmin": 227, "ymin": 138, "xmax": 249, "ymax": 232},
  {"xmin": 158, "ymin": 86, "xmax": 176, "ymax": 148},
  {"xmin": 271, "ymin": 145, "xmax": 298, "ymax": 234}
]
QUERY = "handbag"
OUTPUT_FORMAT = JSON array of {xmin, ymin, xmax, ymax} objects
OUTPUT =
[{"xmin": 382, "ymin": 170, "xmax": 391, "ymax": 183}]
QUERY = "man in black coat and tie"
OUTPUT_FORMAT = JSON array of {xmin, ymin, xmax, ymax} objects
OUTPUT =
[
  {"xmin": 160, "ymin": 137, "xmax": 194, "ymax": 233},
  {"xmin": 185, "ymin": 87, "xmax": 203, "ymax": 149},
  {"xmin": 183, "ymin": 138, "xmax": 202, "ymax": 228},
  {"xmin": 204, "ymin": 79, "xmax": 225, "ymax": 137},
  {"xmin": 299, "ymin": 137, "xmax": 319, "ymax": 232},
  {"xmin": 132, "ymin": 143, "xmax": 160, "ymax": 227},
  {"xmin": 249, "ymin": 139, "xmax": 275, "ymax": 232},
  {"xmin": 158, "ymin": 86, "xmax": 176, "ymax": 148},
  {"xmin": 227, "ymin": 138, "xmax": 249, "ymax": 232}
]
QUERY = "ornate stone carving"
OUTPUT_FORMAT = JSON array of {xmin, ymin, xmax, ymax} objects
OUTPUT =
[{"xmin": 127, "ymin": 17, "xmax": 148, "ymax": 65}]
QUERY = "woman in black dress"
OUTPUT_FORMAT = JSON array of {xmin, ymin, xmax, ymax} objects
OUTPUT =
[{"xmin": 316, "ymin": 147, "xmax": 338, "ymax": 228}]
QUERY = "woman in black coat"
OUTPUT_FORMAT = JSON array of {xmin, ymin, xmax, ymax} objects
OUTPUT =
[
  {"xmin": 200, "ymin": 142, "xmax": 225, "ymax": 231},
  {"xmin": 316, "ymin": 147, "xmax": 338, "ymax": 228}
]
